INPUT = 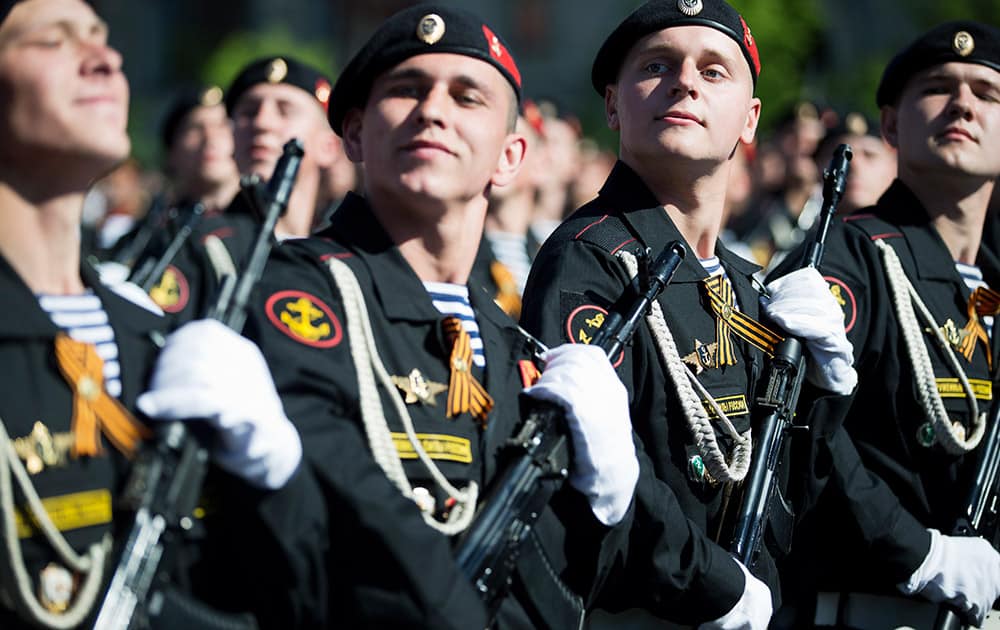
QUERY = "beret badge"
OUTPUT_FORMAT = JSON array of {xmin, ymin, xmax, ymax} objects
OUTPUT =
[
  {"xmin": 199, "ymin": 86, "xmax": 223, "ymax": 107},
  {"xmin": 267, "ymin": 58, "xmax": 288, "ymax": 83},
  {"xmin": 678, "ymin": 0, "xmax": 704, "ymax": 17},
  {"xmin": 417, "ymin": 14, "xmax": 446, "ymax": 45},
  {"xmin": 953, "ymin": 30, "xmax": 975, "ymax": 57}
]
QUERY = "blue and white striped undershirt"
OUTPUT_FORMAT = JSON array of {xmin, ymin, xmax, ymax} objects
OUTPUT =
[
  {"xmin": 37, "ymin": 291, "xmax": 122, "ymax": 398},
  {"xmin": 424, "ymin": 282, "xmax": 486, "ymax": 368},
  {"xmin": 699, "ymin": 255, "xmax": 741, "ymax": 310},
  {"xmin": 956, "ymin": 261, "xmax": 993, "ymax": 331},
  {"xmin": 699, "ymin": 255, "xmax": 727, "ymax": 280}
]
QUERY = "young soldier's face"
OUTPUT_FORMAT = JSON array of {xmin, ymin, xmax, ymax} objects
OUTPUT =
[
  {"xmin": 342, "ymin": 53, "xmax": 524, "ymax": 213},
  {"xmin": 884, "ymin": 62, "xmax": 1000, "ymax": 180},
  {"xmin": 0, "ymin": 0, "xmax": 129, "ymax": 174},
  {"xmin": 231, "ymin": 82, "xmax": 336, "ymax": 181},
  {"xmin": 169, "ymin": 103, "xmax": 238, "ymax": 192},
  {"xmin": 607, "ymin": 25, "xmax": 760, "ymax": 167},
  {"xmin": 840, "ymin": 134, "xmax": 896, "ymax": 211}
]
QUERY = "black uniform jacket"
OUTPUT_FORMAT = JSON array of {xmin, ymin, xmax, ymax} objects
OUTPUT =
[
  {"xmin": 769, "ymin": 179, "xmax": 997, "ymax": 599},
  {"xmin": 245, "ymin": 192, "xmax": 626, "ymax": 629},
  {"xmin": 521, "ymin": 162, "xmax": 763, "ymax": 623},
  {"xmin": 0, "ymin": 254, "xmax": 160, "ymax": 629},
  {"xmin": 0, "ymin": 253, "xmax": 325, "ymax": 628}
]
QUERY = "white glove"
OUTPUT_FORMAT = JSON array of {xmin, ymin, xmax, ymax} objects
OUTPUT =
[
  {"xmin": 899, "ymin": 528, "xmax": 1000, "ymax": 627},
  {"xmin": 699, "ymin": 559, "xmax": 773, "ymax": 630},
  {"xmin": 762, "ymin": 267, "xmax": 857, "ymax": 395},
  {"xmin": 523, "ymin": 344, "xmax": 638, "ymax": 527},
  {"xmin": 95, "ymin": 260, "xmax": 130, "ymax": 285},
  {"xmin": 136, "ymin": 319, "xmax": 302, "ymax": 490}
]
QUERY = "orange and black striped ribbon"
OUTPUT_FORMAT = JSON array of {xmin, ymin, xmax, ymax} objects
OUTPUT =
[
  {"xmin": 441, "ymin": 317, "xmax": 494, "ymax": 427},
  {"xmin": 489, "ymin": 260, "xmax": 521, "ymax": 320},
  {"xmin": 960, "ymin": 286, "xmax": 1000, "ymax": 369},
  {"xmin": 53, "ymin": 334, "xmax": 151, "ymax": 457},
  {"xmin": 703, "ymin": 276, "xmax": 783, "ymax": 363}
]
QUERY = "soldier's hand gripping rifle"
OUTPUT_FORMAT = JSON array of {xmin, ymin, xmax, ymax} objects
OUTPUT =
[
  {"xmin": 934, "ymin": 384, "xmax": 1000, "ymax": 628},
  {"xmin": 94, "ymin": 139, "xmax": 305, "ymax": 630},
  {"xmin": 727, "ymin": 144, "xmax": 852, "ymax": 571},
  {"xmin": 455, "ymin": 240, "xmax": 686, "ymax": 621}
]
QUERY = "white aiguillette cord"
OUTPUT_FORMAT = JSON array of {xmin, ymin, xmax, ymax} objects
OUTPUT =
[
  {"xmin": 325, "ymin": 256, "xmax": 477, "ymax": 535},
  {"xmin": 0, "ymin": 414, "xmax": 109, "ymax": 628}
]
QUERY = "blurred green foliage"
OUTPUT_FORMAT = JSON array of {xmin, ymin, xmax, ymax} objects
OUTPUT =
[
  {"xmin": 200, "ymin": 28, "xmax": 337, "ymax": 93},
  {"xmin": 739, "ymin": 0, "xmax": 823, "ymax": 134}
]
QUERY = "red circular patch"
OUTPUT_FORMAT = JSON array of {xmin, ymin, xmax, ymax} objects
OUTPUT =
[
  {"xmin": 149, "ymin": 264, "xmax": 189, "ymax": 314},
  {"xmin": 265, "ymin": 290, "xmax": 343, "ymax": 349},
  {"xmin": 824, "ymin": 276, "xmax": 857, "ymax": 334},
  {"xmin": 565, "ymin": 304, "xmax": 624, "ymax": 368}
]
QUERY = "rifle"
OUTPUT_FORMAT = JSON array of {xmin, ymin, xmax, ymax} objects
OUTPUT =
[
  {"xmin": 934, "ymin": 392, "xmax": 1000, "ymax": 628},
  {"xmin": 456, "ymin": 240, "xmax": 686, "ymax": 620},
  {"xmin": 130, "ymin": 202, "xmax": 207, "ymax": 290},
  {"xmin": 113, "ymin": 194, "xmax": 169, "ymax": 268},
  {"xmin": 94, "ymin": 139, "xmax": 305, "ymax": 630},
  {"xmin": 727, "ymin": 144, "xmax": 852, "ymax": 570}
]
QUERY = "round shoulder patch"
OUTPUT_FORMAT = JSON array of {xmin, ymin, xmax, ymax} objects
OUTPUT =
[
  {"xmin": 824, "ymin": 275, "xmax": 857, "ymax": 334},
  {"xmin": 265, "ymin": 290, "xmax": 343, "ymax": 348},
  {"xmin": 565, "ymin": 304, "xmax": 623, "ymax": 367},
  {"xmin": 148, "ymin": 264, "xmax": 189, "ymax": 314}
]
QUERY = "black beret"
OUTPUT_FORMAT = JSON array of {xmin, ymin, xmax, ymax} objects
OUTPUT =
[
  {"xmin": 877, "ymin": 21, "xmax": 1000, "ymax": 107},
  {"xmin": 328, "ymin": 5, "xmax": 522, "ymax": 136},
  {"xmin": 815, "ymin": 111, "xmax": 879, "ymax": 159},
  {"xmin": 592, "ymin": 0, "xmax": 760, "ymax": 97},
  {"xmin": 0, "ymin": 1, "xmax": 17, "ymax": 25},
  {"xmin": 160, "ymin": 85, "xmax": 224, "ymax": 150},
  {"xmin": 225, "ymin": 56, "xmax": 332, "ymax": 116}
]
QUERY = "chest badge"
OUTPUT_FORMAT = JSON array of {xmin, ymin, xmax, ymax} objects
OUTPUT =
[
  {"xmin": 682, "ymin": 339, "xmax": 719, "ymax": 374},
  {"xmin": 392, "ymin": 369, "xmax": 448, "ymax": 406},
  {"xmin": 12, "ymin": 422, "xmax": 74, "ymax": 474},
  {"xmin": 939, "ymin": 319, "xmax": 972, "ymax": 354}
]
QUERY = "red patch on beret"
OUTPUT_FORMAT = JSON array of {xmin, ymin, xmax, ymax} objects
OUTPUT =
[
  {"xmin": 482, "ymin": 24, "xmax": 521, "ymax": 87},
  {"xmin": 740, "ymin": 16, "xmax": 761, "ymax": 77}
]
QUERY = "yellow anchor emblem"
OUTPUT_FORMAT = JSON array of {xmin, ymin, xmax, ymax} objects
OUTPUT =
[
  {"xmin": 266, "ymin": 290, "xmax": 343, "ymax": 348},
  {"xmin": 281, "ymin": 297, "xmax": 330, "ymax": 342},
  {"xmin": 149, "ymin": 269, "xmax": 179, "ymax": 307},
  {"xmin": 829, "ymin": 284, "xmax": 847, "ymax": 307}
]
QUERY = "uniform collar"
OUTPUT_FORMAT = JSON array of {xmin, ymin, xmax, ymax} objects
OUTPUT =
[
  {"xmin": 0, "ymin": 253, "xmax": 60, "ymax": 338},
  {"xmin": 874, "ymin": 180, "xmax": 973, "ymax": 282},
  {"xmin": 599, "ymin": 161, "xmax": 762, "ymax": 284},
  {"xmin": 0, "ymin": 254, "xmax": 162, "ymax": 340},
  {"xmin": 320, "ymin": 192, "xmax": 469, "ymax": 324}
]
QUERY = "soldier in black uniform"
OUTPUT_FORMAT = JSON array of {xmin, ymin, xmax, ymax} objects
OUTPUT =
[
  {"xmin": 100, "ymin": 85, "xmax": 241, "ymax": 297},
  {"xmin": 520, "ymin": 1, "xmax": 857, "ymax": 628},
  {"xmin": 770, "ymin": 21, "xmax": 1000, "ymax": 629},
  {"xmin": 146, "ymin": 56, "xmax": 339, "ymax": 326},
  {"xmin": 245, "ymin": 5, "xmax": 640, "ymax": 628},
  {"xmin": 0, "ymin": 1, "xmax": 320, "ymax": 627}
]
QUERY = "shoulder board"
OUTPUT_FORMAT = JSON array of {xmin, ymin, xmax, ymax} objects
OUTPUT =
[
  {"xmin": 572, "ymin": 213, "xmax": 644, "ymax": 257},
  {"xmin": 841, "ymin": 212, "xmax": 918, "ymax": 271},
  {"xmin": 278, "ymin": 236, "xmax": 353, "ymax": 263},
  {"xmin": 841, "ymin": 213, "xmax": 905, "ymax": 243}
]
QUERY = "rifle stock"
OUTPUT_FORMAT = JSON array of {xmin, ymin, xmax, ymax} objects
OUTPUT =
[
  {"xmin": 94, "ymin": 139, "xmax": 305, "ymax": 630},
  {"xmin": 456, "ymin": 240, "xmax": 686, "ymax": 620},
  {"xmin": 728, "ymin": 144, "xmax": 852, "ymax": 570}
]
